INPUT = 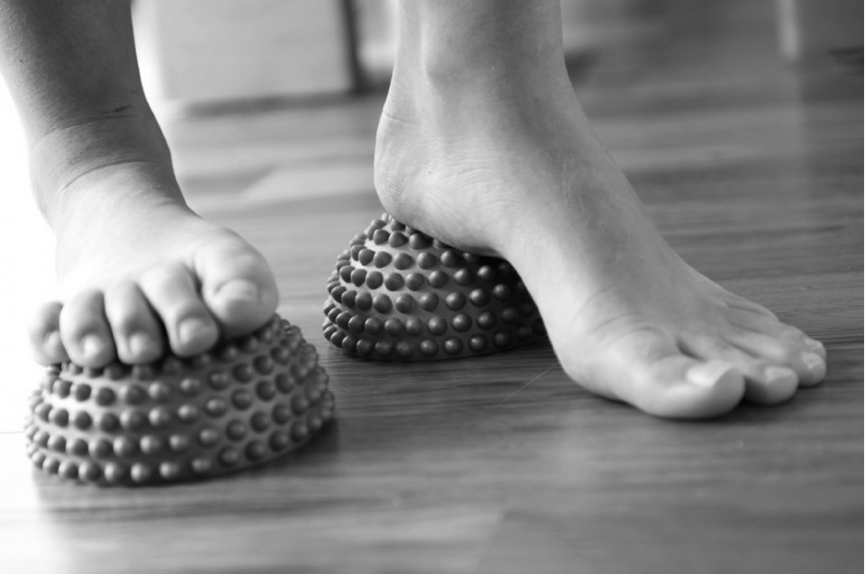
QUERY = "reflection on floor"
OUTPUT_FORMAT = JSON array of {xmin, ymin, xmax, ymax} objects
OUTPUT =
[{"xmin": 1, "ymin": 1, "xmax": 861, "ymax": 572}]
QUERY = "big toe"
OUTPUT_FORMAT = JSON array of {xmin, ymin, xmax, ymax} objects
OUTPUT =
[
  {"xmin": 574, "ymin": 328, "xmax": 746, "ymax": 419},
  {"xmin": 194, "ymin": 233, "xmax": 279, "ymax": 338},
  {"xmin": 630, "ymin": 357, "xmax": 745, "ymax": 419}
]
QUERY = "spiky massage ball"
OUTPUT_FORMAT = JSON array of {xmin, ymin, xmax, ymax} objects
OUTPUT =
[{"xmin": 25, "ymin": 315, "xmax": 334, "ymax": 485}]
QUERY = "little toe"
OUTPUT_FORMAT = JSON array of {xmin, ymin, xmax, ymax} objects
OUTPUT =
[
  {"xmin": 792, "ymin": 332, "xmax": 828, "ymax": 387},
  {"xmin": 58, "ymin": 289, "xmax": 117, "ymax": 367},
  {"xmin": 28, "ymin": 301, "xmax": 69, "ymax": 365},
  {"xmin": 588, "ymin": 329, "xmax": 745, "ymax": 419},
  {"xmin": 104, "ymin": 281, "xmax": 165, "ymax": 364},
  {"xmin": 139, "ymin": 263, "xmax": 220, "ymax": 357},
  {"xmin": 194, "ymin": 234, "xmax": 279, "ymax": 337},
  {"xmin": 802, "ymin": 335, "xmax": 827, "ymax": 360},
  {"xmin": 681, "ymin": 335, "xmax": 798, "ymax": 405},
  {"xmin": 725, "ymin": 329, "xmax": 826, "ymax": 387},
  {"xmin": 796, "ymin": 352, "xmax": 827, "ymax": 387}
]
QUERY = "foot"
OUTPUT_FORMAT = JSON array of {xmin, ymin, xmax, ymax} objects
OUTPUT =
[
  {"xmin": 28, "ymin": 161, "xmax": 279, "ymax": 368},
  {"xmin": 374, "ymin": 60, "xmax": 826, "ymax": 419}
]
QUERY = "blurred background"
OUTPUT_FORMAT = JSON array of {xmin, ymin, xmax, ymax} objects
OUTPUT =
[{"xmin": 130, "ymin": 0, "xmax": 862, "ymax": 108}]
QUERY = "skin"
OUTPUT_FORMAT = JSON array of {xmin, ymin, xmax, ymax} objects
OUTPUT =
[
  {"xmin": 1, "ymin": 0, "xmax": 279, "ymax": 366},
  {"xmin": 375, "ymin": 0, "xmax": 827, "ymax": 418},
  {"xmin": 1, "ymin": 0, "xmax": 826, "ymax": 419}
]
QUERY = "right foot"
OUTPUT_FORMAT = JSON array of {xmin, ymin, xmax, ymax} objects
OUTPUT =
[
  {"xmin": 28, "ymin": 159, "xmax": 279, "ymax": 368},
  {"xmin": 373, "ymin": 1, "xmax": 827, "ymax": 419},
  {"xmin": 375, "ymin": 95, "xmax": 827, "ymax": 418}
]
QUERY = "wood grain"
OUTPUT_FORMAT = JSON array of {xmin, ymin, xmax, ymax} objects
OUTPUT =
[{"xmin": 1, "ymin": 1, "xmax": 861, "ymax": 572}]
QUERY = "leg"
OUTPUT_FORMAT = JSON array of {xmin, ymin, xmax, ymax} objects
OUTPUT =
[
  {"xmin": 374, "ymin": 0, "xmax": 827, "ymax": 418},
  {"xmin": 0, "ymin": 0, "xmax": 278, "ymax": 367}
]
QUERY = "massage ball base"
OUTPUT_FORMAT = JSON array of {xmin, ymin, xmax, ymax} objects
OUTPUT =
[
  {"xmin": 25, "ymin": 315, "xmax": 334, "ymax": 485},
  {"xmin": 323, "ymin": 213, "xmax": 546, "ymax": 361}
]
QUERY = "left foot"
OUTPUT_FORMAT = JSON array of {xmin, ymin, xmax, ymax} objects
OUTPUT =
[{"xmin": 372, "ymin": 16, "xmax": 826, "ymax": 419}]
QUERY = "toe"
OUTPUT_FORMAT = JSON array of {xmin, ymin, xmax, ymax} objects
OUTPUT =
[
  {"xmin": 727, "ymin": 307, "xmax": 803, "ymax": 340},
  {"xmin": 28, "ymin": 301, "xmax": 69, "ymax": 365},
  {"xmin": 793, "ymin": 352, "xmax": 826, "ymax": 387},
  {"xmin": 193, "ymin": 234, "xmax": 279, "ymax": 337},
  {"xmin": 681, "ymin": 335, "xmax": 798, "ymax": 405},
  {"xmin": 725, "ymin": 294, "xmax": 778, "ymax": 319},
  {"xmin": 747, "ymin": 365, "xmax": 799, "ymax": 404},
  {"xmin": 724, "ymin": 328, "xmax": 826, "ymax": 387},
  {"xmin": 801, "ymin": 335, "xmax": 827, "ymax": 360},
  {"xmin": 583, "ymin": 328, "xmax": 745, "ymax": 419},
  {"xmin": 728, "ymin": 308, "xmax": 826, "ymax": 361},
  {"xmin": 632, "ymin": 357, "xmax": 745, "ymax": 419},
  {"xmin": 58, "ymin": 289, "xmax": 117, "ymax": 367},
  {"xmin": 139, "ymin": 263, "xmax": 220, "ymax": 357},
  {"xmin": 104, "ymin": 281, "xmax": 165, "ymax": 363}
]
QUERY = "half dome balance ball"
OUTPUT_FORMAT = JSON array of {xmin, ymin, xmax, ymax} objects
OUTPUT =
[
  {"xmin": 323, "ymin": 213, "xmax": 547, "ymax": 361},
  {"xmin": 25, "ymin": 315, "xmax": 334, "ymax": 485}
]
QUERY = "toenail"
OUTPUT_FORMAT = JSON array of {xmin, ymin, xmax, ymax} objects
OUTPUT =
[
  {"xmin": 687, "ymin": 360, "xmax": 736, "ymax": 388},
  {"xmin": 804, "ymin": 338, "xmax": 824, "ymax": 352},
  {"xmin": 128, "ymin": 332, "xmax": 156, "ymax": 358},
  {"xmin": 763, "ymin": 365, "xmax": 797, "ymax": 385},
  {"xmin": 216, "ymin": 279, "xmax": 261, "ymax": 303},
  {"xmin": 803, "ymin": 353, "xmax": 825, "ymax": 371},
  {"xmin": 80, "ymin": 334, "xmax": 106, "ymax": 358},
  {"xmin": 178, "ymin": 317, "xmax": 216, "ymax": 347}
]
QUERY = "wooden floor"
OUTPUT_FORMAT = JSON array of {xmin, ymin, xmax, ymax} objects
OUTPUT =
[{"xmin": 1, "ymin": 2, "xmax": 861, "ymax": 573}]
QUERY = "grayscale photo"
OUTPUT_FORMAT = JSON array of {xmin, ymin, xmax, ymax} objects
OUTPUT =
[{"xmin": 0, "ymin": 0, "xmax": 861, "ymax": 572}]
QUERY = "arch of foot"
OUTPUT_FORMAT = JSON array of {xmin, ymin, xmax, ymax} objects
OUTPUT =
[
  {"xmin": 322, "ymin": 213, "xmax": 546, "ymax": 361},
  {"xmin": 25, "ymin": 315, "xmax": 335, "ymax": 485}
]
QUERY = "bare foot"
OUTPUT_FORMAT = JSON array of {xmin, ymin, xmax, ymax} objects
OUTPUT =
[
  {"xmin": 1, "ymin": 1, "xmax": 279, "ymax": 370},
  {"xmin": 374, "ymin": 8, "xmax": 826, "ymax": 418},
  {"xmin": 28, "ymin": 159, "xmax": 279, "ymax": 368}
]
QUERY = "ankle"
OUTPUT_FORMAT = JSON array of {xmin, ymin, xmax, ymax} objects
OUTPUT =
[
  {"xmin": 29, "ymin": 108, "xmax": 177, "ymax": 226},
  {"xmin": 392, "ymin": 50, "xmax": 572, "ymax": 116},
  {"xmin": 393, "ymin": 0, "xmax": 570, "ymax": 101}
]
